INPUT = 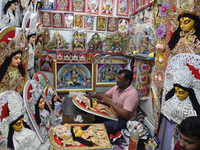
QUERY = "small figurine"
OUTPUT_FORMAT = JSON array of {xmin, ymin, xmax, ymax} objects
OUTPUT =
[
  {"xmin": 51, "ymin": 95, "xmax": 64, "ymax": 116},
  {"xmin": 35, "ymin": 23, "xmax": 43, "ymax": 57},
  {"xmin": 118, "ymin": 19, "xmax": 129, "ymax": 34},
  {"xmin": 85, "ymin": 15, "xmax": 94, "ymax": 30}
]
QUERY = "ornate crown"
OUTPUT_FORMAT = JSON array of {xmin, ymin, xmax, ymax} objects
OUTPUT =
[
  {"xmin": 0, "ymin": 28, "xmax": 28, "ymax": 57},
  {"xmin": 177, "ymin": 0, "xmax": 200, "ymax": 16},
  {"xmin": 36, "ymin": 23, "xmax": 43, "ymax": 37}
]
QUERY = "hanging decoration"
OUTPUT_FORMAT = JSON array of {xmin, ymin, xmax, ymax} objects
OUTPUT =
[
  {"xmin": 107, "ymin": 17, "xmax": 118, "ymax": 32},
  {"xmin": 55, "ymin": 0, "xmax": 70, "ymax": 11},
  {"xmin": 63, "ymin": 13, "xmax": 74, "ymax": 28},
  {"xmin": 39, "ymin": 55, "xmax": 54, "ymax": 72},
  {"xmin": 40, "ymin": 11, "xmax": 51, "ymax": 27},
  {"xmin": 72, "ymin": 30, "xmax": 86, "ymax": 52},
  {"xmin": 96, "ymin": 16, "xmax": 106, "ymax": 31},
  {"xmin": 101, "ymin": 0, "xmax": 114, "ymax": 15},
  {"xmin": 71, "ymin": 0, "xmax": 86, "ymax": 12},
  {"xmin": 117, "ymin": 0, "xmax": 129, "ymax": 16},
  {"xmin": 52, "ymin": 12, "xmax": 63, "ymax": 28},
  {"xmin": 84, "ymin": 15, "xmax": 94, "ymax": 30}
]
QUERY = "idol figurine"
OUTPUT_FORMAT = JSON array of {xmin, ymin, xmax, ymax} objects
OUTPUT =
[
  {"xmin": 51, "ymin": 95, "xmax": 64, "ymax": 117},
  {"xmin": 0, "ymin": 27, "xmax": 28, "ymax": 93},
  {"xmin": 0, "ymin": 0, "xmax": 18, "ymax": 29},
  {"xmin": 168, "ymin": 0, "xmax": 200, "ymax": 55},
  {"xmin": 161, "ymin": 54, "xmax": 200, "ymax": 124},
  {"xmin": 26, "ymin": 29, "xmax": 36, "ymax": 80},
  {"xmin": 35, "ymin": 23, "xmax": 43, "ymax": 57},
  {"xmin": 118, "ymin": 0, "xmax": 128, "ymax": 15},
  {"xmin": 88, "ymin": 33, "xmax": 103, "ymax": 52},
  {"xmin": 0, "ymin": 92, "xmax": 42, "ymax": 150},
  {"xmin": 35, "ymin": 95, "xmax": 56, "ymax": 138}
]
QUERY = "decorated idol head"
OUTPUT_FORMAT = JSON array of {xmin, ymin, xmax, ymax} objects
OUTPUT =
[
  {"xmin": 168, "ymin": 0, "xmax": 200, "ymax": 50},
  {"xmin": 118, "ymin": 0, "xmax": 127, "ymax": 14},
  {"xmin": 3, "ymin": 0, "xmax": 18, "ymax": 15}
]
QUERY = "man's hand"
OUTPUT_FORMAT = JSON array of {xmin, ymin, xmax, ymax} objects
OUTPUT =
[
  {"xmin": 87, "ymin": 92, "xmax": 95, "ymax": 98},
  {"xmin": 102, "ymin": 95, "xmax": 112, "ymax": 105}
]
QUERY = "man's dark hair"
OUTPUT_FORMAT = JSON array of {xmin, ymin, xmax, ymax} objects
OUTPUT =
[
  {"xmin": 118, "ymin": 69, "xmax": 133, "ymax": 84},
  {"xmin": 179, "ymin": 116, "xmax": 200, "ymax": 140}
]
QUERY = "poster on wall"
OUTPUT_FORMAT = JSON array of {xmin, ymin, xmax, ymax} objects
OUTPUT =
[
  {"xmin": 107, "ymin": 17, "xmax": 118, "ymax": 32},
  {"xmin": 74, "ymin": 14, "xmax": 83, "ymax": 28},
  {"xmin": 54, "ymin": 62, "xmax": 95, "ymax": 92},
  {"xmin": 39, "ymin": 0, "xmax": 54, "ymax": 10},
  {"xmin": 84, "ymin": 15, "xmax": 94, "ymax": 30},
  {"xmin": 95, "ymin": 60, "xmax": 127, "ymax": 86},
  {"xmin": 118, "ymin": 18, "xmax": 129, "ymax": 34},
  {"xmin": 87, "ymin": 0, "xmax": 100, "ymax": 14},
  {"xmin": 55, "ymin": 0, "xmax": 70, "ymax": 11},
  {"xmin": 63, "ymin": 13, "xmax": 74, "ymax": 28},
  {"xmin": 101, "ymin": 0, "xmax": 114, "ymax": 15},
  {"xmin": 52, "ymin": 12, "xmax": 63, "ymax": 28},
  {"xmin": 117, "ymin": 0, "xmax": 129, "ymax": 16},
  {"xmin": 40, "ymin": 11, "xmax": 51, "ymax": 27},
  {"xmin": 96, "ymin": 16, "xmax": 106, "ymax": 31},
  {"xmin": 72, "ymin": 30, "xmax": 86, "ymax": 52},
  {"xmin": 71, "ymin": 0, "xmax": 86, "ymax": 12}
]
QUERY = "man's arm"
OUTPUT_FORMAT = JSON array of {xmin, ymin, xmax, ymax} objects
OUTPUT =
[
  {"xmin": 102, "ymin": 96, "xmax": 131, "ymax": 120},
  {"xmin": 87, "ymin": 92, "xmax": 108, "ymax": 100}
]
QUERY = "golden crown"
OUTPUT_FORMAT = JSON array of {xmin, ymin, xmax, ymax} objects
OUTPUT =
[
  {"xmin": 0, "ymin": 28, "xmax": 28, "ymax": 57},
  {"xmin": 177, "ymin": 0, "xmax": 200, "ymax": 16}
]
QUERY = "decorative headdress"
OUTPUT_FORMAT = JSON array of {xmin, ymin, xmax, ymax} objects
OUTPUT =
[
  {"xmin": 0, "ymin": 27, "xmax": 28, "ymax": 58},
  {"xmin": 0, "ymin": 91, "xmax": 27, "ymax": 139},
  {"xmin": 164, "ymin": 53, "xmax": 200, "ymax": 106},
  {"xmin": 177, "ymin": 0, "xmax": 200, "ymax": 16},
  {"xmin": 144, "ymin": 10, "xmax": 150, "ymax": 19}
]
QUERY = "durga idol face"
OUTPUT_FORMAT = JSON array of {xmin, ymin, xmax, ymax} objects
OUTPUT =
[
  {"xmin": 180, "ymin": 17, "xmax": 195, "ymax": 33},
  {"xmin": 175, "ymin": 86, "xmax": 190, "ymax": 101}
]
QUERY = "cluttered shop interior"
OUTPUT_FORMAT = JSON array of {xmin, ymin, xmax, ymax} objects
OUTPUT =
[{"xmin": 0, "ymin": 0, "xmax": 200, "ymax": 149}]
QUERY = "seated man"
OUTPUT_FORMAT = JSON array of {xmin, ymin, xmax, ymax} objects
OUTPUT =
[
  {"xmin": 174, "ymin": 116, "xmax": 200, "ymax": 150},
  {"xmin": 88, "ymin": 69, "xmax": 139, "ymax": 135}
]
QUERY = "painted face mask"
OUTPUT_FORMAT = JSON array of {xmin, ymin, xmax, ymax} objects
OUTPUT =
[{"xmin": 175, "ymin": 86, "xmax": 190, "ymax": 101}]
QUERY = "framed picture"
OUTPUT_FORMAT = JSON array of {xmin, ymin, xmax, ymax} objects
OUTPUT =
[
  {"xmin": 72, "ymin": 30, "xmax": 86, "ymax": 52},
  {"xmin": 101, "ymin": 0, "xmax": 114, "ymax": 15},
  {"xmin": 55, "ymin": 0, "xmax": 70, "ymax": 11},
  {"xmin": 63, "ymin": 13, "xmax": 74, "ymax": 28},
  {"xmin": 53, "ymin": 61, "xmax": 95, "ymax": 92},
  {"xmin": 87, "ymin": 0, "xmax": 100, "ymax": 14},
  {"xmin": 74, "ymin": 14, "xmax": 83, "ymax": 28},
  {"xmin": 95, "ymin": 60, "xmax": 127, "ymax": 86},
  {"xmin": 40, "ymin": 11, "xmax": 51, "ymax": 27},
  {"xmin": 52, "ymin": 12, "xmax": 63, "ymax": 28},
  {"xmin": 107, "ymin": 17, "xmax": 118, "ymax": 32},
  {"xmin": 96, "ymin": 16, "xmax": 106, "ymax": 31},
  {"xmin": 39, "ymin": 0, "xmax": 54, "ymax": 10},
  {"xmin": 84, "ymin": 15, "xmax": 94, "ymax": 30},
  {"xmin": 118, "ymin": 18, "xmax": 129, "ymax": 34},
  {"xmin": 117, "ymin": 0, "xmax": 129, "ymax": 16},
  {"xmin": 71, "ymin": 0, "xmax": 86, "ymax": 12}
]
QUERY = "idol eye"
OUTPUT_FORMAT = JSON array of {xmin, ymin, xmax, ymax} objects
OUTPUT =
[
  {"xmin": 179, "ymin": 91, "xmax": 185, "ymax": 94},
  {"xmin": 184, "ymin": 20, "xmax": 190, "ymax": 24}
]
